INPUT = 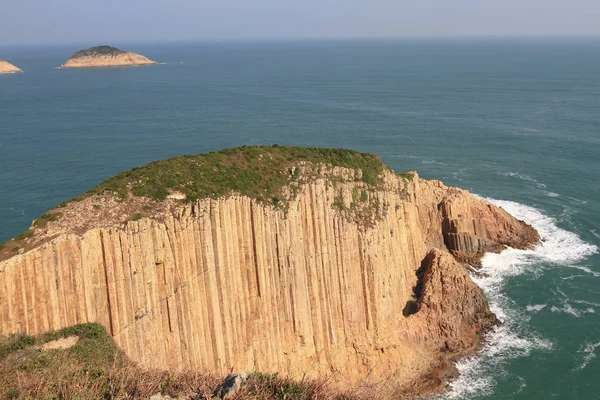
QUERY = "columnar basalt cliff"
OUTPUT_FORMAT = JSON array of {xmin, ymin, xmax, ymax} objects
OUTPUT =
[
  {"xmin": 0, "ymin": 147, "xmax": 538, "ymax": 395},
  {"xmin": 63, "ymin": 46, "xmax": 157, "ymax": 68},
  {"xmin": 0, "ymin": 61, "xmax": 22, "ymax": 74}
]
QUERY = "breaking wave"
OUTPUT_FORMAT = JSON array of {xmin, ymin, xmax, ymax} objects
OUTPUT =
[
  {"xmin": 443, "ymin": 198, "xmax": 598, "ymax": 399},
  {"xmin": 575, "ymin": 341, "xmax": 600, "ymax": 370}
]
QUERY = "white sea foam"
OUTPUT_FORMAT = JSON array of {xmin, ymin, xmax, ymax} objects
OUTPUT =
[
  {"xmin": 548, "ymin": 290, "xmax": 600, "ymax": 317},
  {"xmin": 549, "ymin": 304, "xmax": 589, "ymax": 317},
  {"xmin": 526, "ymin": 304, "xmax": 547, "ymax": 312},
  {"xmin": 569, "ymin": 265, "xmax": 600, "ymax": 277},
  {"xmin": 486, "ymin": 198, "xmax": 598, "ymax": 264},
  {"xmin": 546, "ymin": 191, "xmax": 560, "ymax": 197},
  {"xmin": 421, "ymin": 159, "xmax": 446, "ymax": 165},
  {"xmin": 561, "ymin": 274, "xmax": 586, "ymax": 280},
  {"xmin": 576, "ymin": 342, "xmax": 600, "ymax": 370},
  {"xmin": 572, "ymin": 299, "xmax": 600, "ymax": 308},
  {"xmin": 568, "ymin": 196, "xmax": 589, "ymax": 205},
  {"xmin": 500, "ymin": 172, "xmax": 547, "ymax": 189},
  {"xmin": 443, "ymin": 197, "xmax": 597, "ymax": 399}
]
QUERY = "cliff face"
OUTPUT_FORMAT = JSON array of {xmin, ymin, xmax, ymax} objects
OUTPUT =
[
  {"xmin": 0, "ymin": 169, "xmax": 538, "ymax": 390},
  {"xmin": 63, "ymin": 46, "xmax": 157, "ymax": 68},
  {"xmin": 0, "ymin": 61, "xmax": 22, "ymax": 74}
]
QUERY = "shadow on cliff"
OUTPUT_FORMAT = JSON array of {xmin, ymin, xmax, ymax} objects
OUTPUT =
[{"xmin": 402, "ymin": 254, "xmax": 431, "ymax": 317}]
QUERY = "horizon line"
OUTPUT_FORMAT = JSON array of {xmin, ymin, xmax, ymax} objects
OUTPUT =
[{"xmin": 2, "ymin": 34, "xmax": 600, "ymax": 47}]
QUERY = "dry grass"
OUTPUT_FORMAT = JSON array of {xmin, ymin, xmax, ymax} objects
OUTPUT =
[{"xmin": 0, "ymin": 323, "xmax": 395, "ymax": 400}]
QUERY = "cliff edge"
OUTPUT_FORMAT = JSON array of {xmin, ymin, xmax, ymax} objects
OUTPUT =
[
  {"xmin": 0, "ymin": 146, "xmax": 538, "ymax": 397},
  {"xmin": 0, "ymin": 61, "xmax": 22, "ymax": 74},
  {"xmin": 63, "ymin": 46, "xmax": 157, "ymax": 68}
]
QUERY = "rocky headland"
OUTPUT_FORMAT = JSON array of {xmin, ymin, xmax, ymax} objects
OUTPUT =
[
  {"xmin": 0, "ymin": 146, "xmax": 539, "ymax": 398},
  {"xmin": 62, "ymin": 45, "xmax": 157, "ymax": 68},
  {"xmin": 0, "ymin": 60, "xmax": 22, "ymax": 74}
]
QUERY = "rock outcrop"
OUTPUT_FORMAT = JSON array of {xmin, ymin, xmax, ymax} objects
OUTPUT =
[
  {"xmin": 63, "ymin": 46, "xmax": 157, "ymax": 68},
  {"xmin": 0, "ymin": 61, "xmax": 22, "ymax": 74},
  {"xmin": 0, "ymin": 147, "xmax": 538, "ymax": 396},
  {"xmin": 215, "ymin": 373, "xmax": 248, "ymax": 399}
]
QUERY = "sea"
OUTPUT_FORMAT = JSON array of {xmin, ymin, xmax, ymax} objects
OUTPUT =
[{"xmin": 1, "ymin": 39, "xmax": 599, "ymax": 399}]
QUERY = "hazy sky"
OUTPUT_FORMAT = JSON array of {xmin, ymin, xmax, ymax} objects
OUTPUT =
[{"xmin": 2, "ymin": 0, "xmax": 600, "ymax": 45}]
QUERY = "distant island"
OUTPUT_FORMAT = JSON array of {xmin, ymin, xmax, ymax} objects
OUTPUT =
[
  {"xmin": 62, "ymin": 46, "xmax": 157, "ymax": 68},
  {"xmin": 0, "ymin": 60, "xmax": 22, "ymax": 74}
]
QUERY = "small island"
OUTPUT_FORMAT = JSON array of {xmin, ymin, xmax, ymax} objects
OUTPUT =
[
  {"xmin": 62, "ymin": 45, "xmax": 157, "ymax": 69},
  {"xmin": 0, "ymin": 60, "xmax": 22, "ymax": 74}
]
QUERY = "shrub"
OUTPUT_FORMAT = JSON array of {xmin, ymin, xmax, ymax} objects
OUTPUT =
[
  {"xmin": 14, "ymin": 230, "xmax": 34, "ymax": 241},
  {"xmin": 33, "ymin": 212, "xmax": 62, "ymax": 228},
  {"xmin": 398, "ymin": 171, "xmax": 415, "ymax": 181},
  {"xmin": 131, "ymin": 213, "xmax": 144, "ymax": 221},
  {"xmin": 360, "ymin": 190, "xmax": 368, "ymax": 202}
]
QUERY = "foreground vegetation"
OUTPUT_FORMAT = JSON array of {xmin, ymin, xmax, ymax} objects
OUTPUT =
[{"xmin": 0, "ymin": 323, "xmax": 371, "ymax": 399}]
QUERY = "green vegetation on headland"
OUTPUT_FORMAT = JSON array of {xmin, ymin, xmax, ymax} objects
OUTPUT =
[
  {"xmin": 69, "ymin": 45, "xmax": 126, "ymax": 59},
  {"xmin": 33, "ymin": 211, "xmax": 62, "ymax": 228},
  {"xmin": 83, "ymin": 145, "xmax": 391, "ymax": 203},
  {"xmin": 0, "ymin": 145, "xmax": 416, "ymax": 253},
  {"xmin": 0, "ymin": 323, "xmax": 359, "ymax": 399}
]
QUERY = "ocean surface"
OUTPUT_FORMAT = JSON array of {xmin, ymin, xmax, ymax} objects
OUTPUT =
[{"xmin": 1, "ymin": 39, "xmax": 599, "ymax": 399}]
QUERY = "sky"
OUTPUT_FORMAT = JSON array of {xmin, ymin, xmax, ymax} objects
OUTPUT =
[{"xmin": 2, "ymin": 0, "xmax": 600, "ymax": 45}]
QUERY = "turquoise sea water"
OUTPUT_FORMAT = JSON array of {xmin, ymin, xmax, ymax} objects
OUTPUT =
[{"xmin": 1, "ymin": 39, "xmax": 599, "ymax": 399}]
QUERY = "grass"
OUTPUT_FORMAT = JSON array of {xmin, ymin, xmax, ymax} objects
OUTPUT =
[
  {"xmin": 13, "ymin": 230, "xmax": 33, "ymax": 241},
  {"xmin": 131, "ymin": 213, "xmax": 144, "ymax": 221},
  {"xmin": 33, "ymin": 212, "xmax": 62, "ymax": 229},
  {"xmin": 82, "ymin": 145, "xmax": 390, "ymax": 205},
  {"xmin": 0, "ymin": 212, "xmax": 63, "ymax": 249},
  {"xmin": 0, "ymin": 323, "xmax": 220, "ymax": 399},
  {"xmin": 397, "ymin": 171, "xmax": 415, "ymax": 181},
  {"xmin": 0, "ymin": 231, "xmax": 33, "ymax": 256},
  {"xmin": 360, "ymin": 189, "xmax": 368, "ymax": 202},
  {"xmin": 0, "ymin": 323, "xmax": 368, "ymax": 399},
  {"xmin": 241, "ymin": 372, "xmax": 334, "ymax": 400}
]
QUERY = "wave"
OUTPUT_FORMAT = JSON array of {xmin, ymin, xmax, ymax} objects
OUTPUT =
[
  {"xmin": 526, "ymin": 304, "xmax": 547, "ymax": 312},
  {"xmin": 576, "ymin": 342, "xmax": 600, "ymax": 370},
  {"xmin": 549, "ymin": 304, "xmax": 593, "ymax": 317},
  {"xmin": 444, "ymin": 198, "xmax": 597, "ymax": 399},
  {"xmin": 568, "ymin": 196, "xmax": 588, "ymax": 206},
  {"xmin": 550, "ymin": 288, "xmax": 600, "ymax": 317},
  {"xmin": 499, "ymin": 172, "xmax": 547, "ymax": 189}
]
